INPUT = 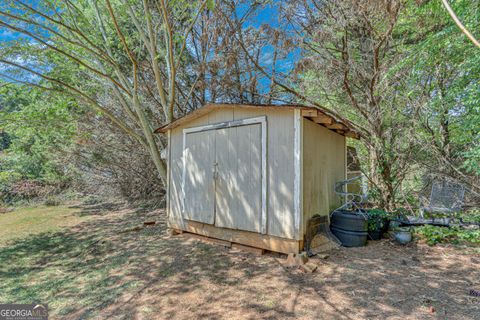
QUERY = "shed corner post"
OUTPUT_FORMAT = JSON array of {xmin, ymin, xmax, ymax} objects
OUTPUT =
[
  {"xmin": 261, "ymin": 116, "xmax": 268, "ymax": 235},
  {"xmin": 166, "ymin": 129, "xmax": 172, "ymax": 223},
  {"xmin": 293, "ymin": 109, "xmax": 303, "ymax": 241}
]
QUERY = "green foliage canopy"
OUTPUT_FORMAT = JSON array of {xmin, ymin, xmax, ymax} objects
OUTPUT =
[{"xmin": 0, "ymin": 84, "xmax": 79, "ymax": 185}]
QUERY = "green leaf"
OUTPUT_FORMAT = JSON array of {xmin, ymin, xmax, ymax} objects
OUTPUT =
[{"xmin": 206, "ymin": 0, "xmax": 215, "ymax": 11}]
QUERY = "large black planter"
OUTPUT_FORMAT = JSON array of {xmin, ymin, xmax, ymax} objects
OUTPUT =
[{"xmin": 330, "ymin": 210, "xmax": 368, "ymax": 247}]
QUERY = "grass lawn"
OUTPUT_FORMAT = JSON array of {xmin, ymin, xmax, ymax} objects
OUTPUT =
[
  {"xmin": 0, "ymin": 203, "xmax": 150, "ymax": 318},
  {"xmin": 0, "ymin": 203, "xmax": 479, "ymax": 319},
  {"xmin": 0, "ymin": 205, "xmax": 87, "ymax": 245}
]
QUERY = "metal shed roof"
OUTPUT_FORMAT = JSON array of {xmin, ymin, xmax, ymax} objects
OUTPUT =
[{"xmin": 155, "ymin": 103, "xmax": 360, "ymax": 139}]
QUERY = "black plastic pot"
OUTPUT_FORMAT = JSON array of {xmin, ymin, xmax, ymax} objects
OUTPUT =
[
  {"xmin": 368, "ymin": 230, "xmax": 382, "ymax": 240},
  {"xmin": 368, "ymin": 218, "xmax": 390, "ymax": 240},
  {"xmin": 330, "ymin": 210, "xmax": 368, "ymax": 247}
]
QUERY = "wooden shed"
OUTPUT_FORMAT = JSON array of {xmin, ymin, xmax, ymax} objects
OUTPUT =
[{"xmin": 156, "ymin": 104, "xmax": 359, "ymax": 254}]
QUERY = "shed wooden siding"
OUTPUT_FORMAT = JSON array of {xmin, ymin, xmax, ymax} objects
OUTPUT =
[
  {"xmin": 167, "ymin": 106, "xmax": 297, "ymax": 240},
  {"xmin": 302, "ymin": 118, "xmax": 346, "ymax": 235}
]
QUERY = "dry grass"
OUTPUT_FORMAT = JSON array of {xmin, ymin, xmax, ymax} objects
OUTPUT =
[{"xmin": 0, "ymin": 203, "xmax": 479, "ymax": 319}]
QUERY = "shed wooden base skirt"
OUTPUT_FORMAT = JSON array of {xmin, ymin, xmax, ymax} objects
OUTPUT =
[{"xmin": 174, "ymin": 220, "xmax": 302, "ymax": 254}]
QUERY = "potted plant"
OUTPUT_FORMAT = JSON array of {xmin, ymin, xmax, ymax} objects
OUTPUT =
[
  {"xmin": 367, "ymin": 209, "xmax": 390, "ymax": 240},
  {"xmin": 388, "ymin": 208, "xmax": 409, "ymax": 230}
]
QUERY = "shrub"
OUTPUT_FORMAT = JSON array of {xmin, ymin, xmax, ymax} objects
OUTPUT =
[
  {"xmin": 415, "ymin": 225, "xmax": 480, "ymax": 246},
  {"xmin": 0, "ymin": 180, "xmax": 46, "ymax": 203},
  {"xmin": 459, "ymin": 209, "xmax": 480, "ymax": 224},
  {"xmin": 44, "ymin": 195, "xmax": 61, "ymax": 206},
  {"xmin": 367, "ymin": 209, "xmax": 390, "ymax": 232}
]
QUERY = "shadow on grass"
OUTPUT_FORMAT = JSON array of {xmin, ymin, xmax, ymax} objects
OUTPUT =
[
  {"xmin": 0, "ymin": 204, "xmax": 246, "ymax": 318},
  {"xmin": 1, "ymin": 203, "xmax": 478, "ymax": 319},
  {"xmin": 0, "ymin": 206, "xmax": 141, "ymax": 318}
]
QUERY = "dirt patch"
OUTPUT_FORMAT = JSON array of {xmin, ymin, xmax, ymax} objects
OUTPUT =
[
  {"xmin": 104, "ymin": 238, "xmax": 479, "ymax": 320},
  {"xmin": 1, "ymin": 204, "xmax": 478, "ymax": 319}
]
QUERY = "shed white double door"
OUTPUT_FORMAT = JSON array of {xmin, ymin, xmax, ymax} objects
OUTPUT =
[{"xmin": 183, "ymin": 123, "xmax": 263, "ymax": 233}]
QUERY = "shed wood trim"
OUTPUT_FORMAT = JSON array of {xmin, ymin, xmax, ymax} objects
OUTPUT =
[
  {"xmin": 166, "ymin": 130, "xmax": 171, "ymax": 221},
  {"xmin": 155, "ymin": 103, "xmax": 360, "ymax": 139},
  {"xmin": 293, "ymin": 109, "xmax": 303, "ymax": 240},
  {"xmin": 179, "ymin": 220, "xmax": 302, "ymax": 254},
  {"xmin": 181, "ymin": 116, "xmax": 268, "ymax": 234}
]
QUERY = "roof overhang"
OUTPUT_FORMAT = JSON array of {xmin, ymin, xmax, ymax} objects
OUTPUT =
[{"xmin": 155, "ymin": 103, "xmax": 360, "ymax": 139}]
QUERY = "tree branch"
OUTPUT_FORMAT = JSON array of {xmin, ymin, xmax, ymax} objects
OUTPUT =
[{"xmin": 441, "ymin": 0, "xmax": 480, "ymax": 49}]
